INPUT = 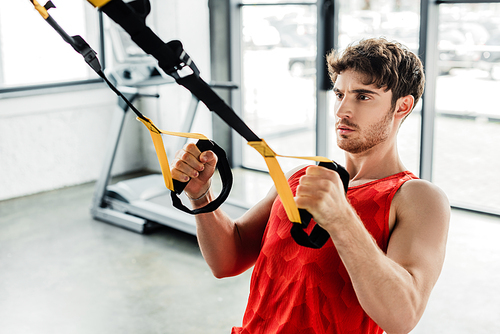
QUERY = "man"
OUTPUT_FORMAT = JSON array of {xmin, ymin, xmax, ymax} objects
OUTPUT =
[{"xmin": 171, "ymin": 38, "xmax": 450, "ymax": 334}]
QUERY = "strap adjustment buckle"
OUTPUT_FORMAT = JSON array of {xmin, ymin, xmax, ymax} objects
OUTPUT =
[{"xmin": 167, "ymin": 50, "xmax": 200, "ymax": 80}]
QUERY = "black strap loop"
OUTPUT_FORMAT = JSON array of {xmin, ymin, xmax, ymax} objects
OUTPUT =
[
  {"xmin": 290, "ymin": 161, "xmax": 350, "ymax": 249},
  {"xmin": 170, "ymin": 140, "xmax": 233, "ymax": 215}
]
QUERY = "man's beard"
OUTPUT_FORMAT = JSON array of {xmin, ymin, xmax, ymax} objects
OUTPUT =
[{"xmin": 336, "ymin": 108, "xmax": 394, "ymax": 154}]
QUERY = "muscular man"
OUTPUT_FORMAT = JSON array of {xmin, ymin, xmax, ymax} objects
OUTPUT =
[{"xmin": 171, "ymin": 38, "xmax": 450, "ymax": 334}]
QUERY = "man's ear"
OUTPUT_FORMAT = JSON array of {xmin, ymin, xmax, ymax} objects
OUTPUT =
[{"xmin": 395, "ymin": 95, "xmax": 414, "ymax": 120}]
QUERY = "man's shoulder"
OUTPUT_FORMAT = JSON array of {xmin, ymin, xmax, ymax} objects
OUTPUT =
[
  {"xmin": 400, "ymin": 178, "xmax": 446, "ymax": 199},
  {"xmin": 395, "ymin": 178, "xmax": 450, "ymax": 222}
]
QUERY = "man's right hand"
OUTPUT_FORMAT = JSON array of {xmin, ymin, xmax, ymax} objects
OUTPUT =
[{"xmin": 170, "ymin": 142, "xmax": 218, "ymax": 200}]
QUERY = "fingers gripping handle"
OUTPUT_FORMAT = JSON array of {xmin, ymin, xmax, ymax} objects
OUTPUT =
[
  {"xmin": 291, "ymin": 161, "xmax": 350, "ymax": 249},
  {"xmin": 172, "ymin": 139, "xmax": 215, "ymax": 194},
  {"xmin": 171, "ymin": 139, "xmax": 233, "ymax": 215}
]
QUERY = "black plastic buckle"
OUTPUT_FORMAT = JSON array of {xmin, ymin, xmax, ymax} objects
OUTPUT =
[
  {"xmin": 168, "ymin": 50, "xmax": 200, "ymax": 80},
  {"xmin": 41, "ymin": 1, "xmax": 102, "ymax": 74}
]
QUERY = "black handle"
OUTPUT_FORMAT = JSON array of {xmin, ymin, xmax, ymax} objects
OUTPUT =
[
  {"xmin": 291, "ymin": 161, "xmax": 350, "ymax": 249},
  {"xmin": 170, "ymin": 139, "xmax": 233, "ymax": 215}
]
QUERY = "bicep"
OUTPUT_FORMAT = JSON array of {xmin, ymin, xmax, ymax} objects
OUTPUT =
[{"xmin": 387, "ymin": 180, "xmax": 450, "ymax": 297}]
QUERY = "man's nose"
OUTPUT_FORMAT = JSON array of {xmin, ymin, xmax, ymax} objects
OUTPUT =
[{"xmin": 335, "ymin": 97, "xmax": 352, "ymax": 119}]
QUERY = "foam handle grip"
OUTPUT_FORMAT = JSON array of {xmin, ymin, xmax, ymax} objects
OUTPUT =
[
  {"xmin": 172, "ymin": 139, "xmax": 215, "ymax": 195},
  {"xmin": 291, "ymin": 161, "xmax": 350, "ymax": 249}
]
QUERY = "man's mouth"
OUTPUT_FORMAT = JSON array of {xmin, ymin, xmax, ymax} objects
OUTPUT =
[{"xmin": 337, "ymin": 124, "xmax": 355, "ymax": 134}]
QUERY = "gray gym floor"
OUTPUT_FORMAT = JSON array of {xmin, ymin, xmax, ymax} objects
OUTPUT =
[{"xmin": 1, "ymin": 173, "xmax": 499, "ymax": 334}]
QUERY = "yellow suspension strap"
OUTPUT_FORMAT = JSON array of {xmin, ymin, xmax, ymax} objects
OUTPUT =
[
  {"xmin": 28, "ymin": 0, "xmax": 233, "ymax": 215},
  {"xmin": 248, "ymin": 140, "xmax": 349, "ymax": 248},
  {"xmin": 137, "ymin": 117, "xmax": 233, "ymax": 215},
  {"xmin": 86, "ymin": 0, "xmax": 350, "ymax": 249},
  {"xmin": 30, "ymin": 0, "xmax": 49, "ymax": 19}
]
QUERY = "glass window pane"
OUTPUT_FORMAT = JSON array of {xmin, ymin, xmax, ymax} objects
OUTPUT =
[
  {"xmin": 338, "ymin": 0, "xmax": 420, "ymax": 51},
  {"xmin": 241, "ymin": 4, "xmax": 317, "ymax": 171},
  {"xmin": 0, "ymin": 0, "xmax": 100, "ymax": 90},
  {"xmin": 434, "ymin": 3, "xmax": 500, "ymax": 213},
  {"xmin": 331, "ymin": 0, "xmax": 422, "ymax": 173}
]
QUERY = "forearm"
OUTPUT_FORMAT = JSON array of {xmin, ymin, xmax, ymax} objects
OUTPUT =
[
  {"xmin": 192, "ymin": 187, "xmax": 274, "ymax": 279},
  {"xmin": 171, "ymin": 144, "xmax": 264, "ymax": 277},
  {"xmin": 191, "ymin": 190, "xmax": 244, "ymax": 278},
  {"xmin": 328, "ymin": 212, "xmax": 422, "ymax": 333}
]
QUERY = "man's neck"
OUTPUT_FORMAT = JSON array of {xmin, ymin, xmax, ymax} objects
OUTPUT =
[{"xmin": 344, "ymin": 141, "xmax": 406, "ymax": 187}]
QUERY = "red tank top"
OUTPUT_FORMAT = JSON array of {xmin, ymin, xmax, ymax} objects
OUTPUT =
[{"xmin": 232, "ymin": 167, "xmax": 418, "ymax": 334}]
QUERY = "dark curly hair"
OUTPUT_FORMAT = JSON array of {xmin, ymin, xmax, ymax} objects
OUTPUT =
[{"xmin": 327, "ymin": 38, "xmax": 425, "ymax": 111}]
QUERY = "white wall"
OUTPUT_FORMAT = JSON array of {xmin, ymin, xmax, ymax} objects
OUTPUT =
[
  {"xmin": 0, "ymin": 0, "xmax": 211, "ymax": 201},
  {"xmin": 0, "ymin": 86, "xmax": 144, "ymax": 201}
]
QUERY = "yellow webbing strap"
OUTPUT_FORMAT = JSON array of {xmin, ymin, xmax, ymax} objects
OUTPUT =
[
  {"xmin": 86, "ymin": 0, "xmax": 112, "ymax": 8},
  {"xmin": 137, "ymin": 116, "xmax": 209, "ymax": 192},
  {"xmin": 30, "ymin": 0, "xmax": 49, "ymax": 19},
  {"xmin": 248, "ymin": 140, "xmax": 332, "ymax": 224},
  {"xmin": 136, "ymin": 114, "xmax": 329, "ymax": 225}
]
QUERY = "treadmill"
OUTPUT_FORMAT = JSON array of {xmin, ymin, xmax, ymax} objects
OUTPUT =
[
  {"xmin": 89, "ymin": 83, "xmax": 249, "ymax": 234},
  {"xmin": 90, "ymin": 21, "xmax": 248, "ymax": 234}
]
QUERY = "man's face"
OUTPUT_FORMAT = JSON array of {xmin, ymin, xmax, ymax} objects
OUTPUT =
[{"xmin": 333, "ymin": 70, "xmax": 396, "ymax": 154}]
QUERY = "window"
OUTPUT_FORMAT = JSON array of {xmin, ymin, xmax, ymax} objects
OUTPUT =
[
  {"xmin": 433, "ymin": 2, "xmax": 500, "ymax": 214},
  {"xmin": 0, "ymin": 0, "xmax": 101, "ymax": 91},
  {"xmin": 237, "ymin": 0, "xmax": 422, "ymax": 173},
  {"xmin": 239, "ymin": 1, "xmax": 318, "ymax": 172},
  {"xmin": 231, "ymin": 0, "xmax": 500, "ymax": 215}
]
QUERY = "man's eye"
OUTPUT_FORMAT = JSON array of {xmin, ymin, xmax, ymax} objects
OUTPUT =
[
  {"xmin": 358, "ymin": 95, "xmax": 369, "ymax": 100},
  {"xmin": 335, "ymin": 93, "xmax": 343, "ymax": 99}
]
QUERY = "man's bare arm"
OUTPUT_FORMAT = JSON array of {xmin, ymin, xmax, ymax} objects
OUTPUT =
[
  {"xmin": 296, "ymin": 167, "xmax": 450, "ymax": 333},
  {"xmin": 171, "ymin": 143, "xmax": 279, "ymax": 278},
  {"xmin": 191, "ymin": 186, "xmax": 276, "ymax": 278}
]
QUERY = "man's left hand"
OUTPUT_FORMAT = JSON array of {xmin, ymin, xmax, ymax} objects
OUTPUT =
[{"xmin": 295, "ymin": 165, "xmax": 352, "ymax": 231}]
